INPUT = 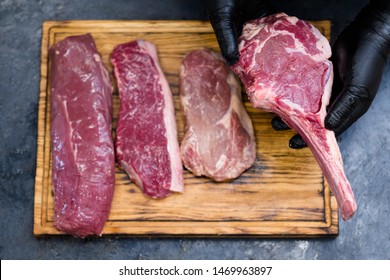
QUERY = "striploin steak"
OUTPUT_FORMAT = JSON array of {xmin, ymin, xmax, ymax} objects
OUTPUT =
[
  {"xmin": 232, "ymin": 13, "xmax": 357, "ymax": 220},
  {"xmin": 49, "ymin": 34, "xmax": 115, "ymax": 237},
  {"xmin": 180, "ymin": 49, "xmax": 256, "ymax": 181},
  {"xmin": 111, "ymin": 40, "xmax": 183, "ymax": 199}
]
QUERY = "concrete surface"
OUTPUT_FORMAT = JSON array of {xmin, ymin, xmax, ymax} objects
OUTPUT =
[{"xmin": 1, "ymin": 0, "xmax": 389, "ymax": 260}]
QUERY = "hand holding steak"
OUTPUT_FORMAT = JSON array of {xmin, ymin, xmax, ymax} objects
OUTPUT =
[
  {"xmin": 231, "ymin": 13, "xmax": 357, "ymax": 220},
  {"xmin": 273, "ymin": 1, "xmax": 390, "ymax": 148},
  {"xmin": 209, "ymin": 0, "xmax": 390, "ymax": 148}
]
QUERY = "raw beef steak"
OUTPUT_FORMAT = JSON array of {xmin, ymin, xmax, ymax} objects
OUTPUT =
[
  {"xmin": 111, "ymin": 40, "xmax": 183, "ymax": 199},
  {"xmin": 180, "ymin": 49, "xmax": 256, "ymax": 181},
  {"xmin": 49, "ymin": 34, "xmax": 115, "ymax": 237},
  {"xmin": 232, "ymin": 13, "xmax": 357, "ymax": 220}
]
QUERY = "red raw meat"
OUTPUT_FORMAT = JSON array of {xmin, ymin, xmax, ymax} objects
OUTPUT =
[
  {"xmin": 49, "ymin": 34, "xmax": 115, "ymax": 237},
  {"xmin": 180, "ymin": 49, "xmax": 256, "ymax": 181},
  {"xmin": 111, "ymin": 40, "xmax": 183, "ymax": 199},
  {"xmin": 232, "ymin": 13, "xmax": 357, "ymax": 220}
]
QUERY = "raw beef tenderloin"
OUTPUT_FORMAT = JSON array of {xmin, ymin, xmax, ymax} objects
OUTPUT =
[
  {"xmin": 111, "ymin": 40, "xmax": 183, "ymax": 199},
  {"xmin": 49, "ymin": 34, "xmax": 115, "ymax": 237},
  {"xmin": 232, "ymin": 13, "xmax": 357, "ymax": 220},
  {"xmin": 180, "ymin": 49, "xmax": 256, "ymax": 181}
]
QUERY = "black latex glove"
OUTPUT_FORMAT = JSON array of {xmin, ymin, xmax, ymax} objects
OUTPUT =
[
  {"xmin": 206, "ymin": 0, "xmax": 274, "ymax": 65},
  {"xmin": 272, "ymin": 0, "xmax": 390, "ymax": 149}
]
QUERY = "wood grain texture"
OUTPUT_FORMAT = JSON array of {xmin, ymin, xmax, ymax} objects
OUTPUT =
[{"xmin": 34, "ymin": 20, "xmax": 338, "ymax": 237}]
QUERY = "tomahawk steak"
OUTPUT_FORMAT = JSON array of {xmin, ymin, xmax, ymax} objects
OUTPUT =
[
  {"xmin": 232, "ymin": 13, "xmax": 357, "ymax": 220},
  {"xmin": 180, "ymin": 49, "xmax": 256, "ymax": 181},
  {"xmin": 111, "ymin": 40, "xmax": 183, "ymax": 199}
]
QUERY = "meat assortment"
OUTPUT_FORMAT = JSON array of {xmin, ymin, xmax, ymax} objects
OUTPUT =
[
  {"xmin": 231, "ymin": 13, "xmax": 357, "ymax": 220},
  {"xmin": 48, "ymin": 18, "xmax": 358, "ymax": 237},
  {"xmin": 111, "ymin": 40, "xmax": 184, "ymax": 199},
  {"xmin": 180, "ymin": 49, "xmax": 256, "ymax": 181},
  {"xmin": 49, "ymin": 34, "xmax": 115, "ymax": 237}
]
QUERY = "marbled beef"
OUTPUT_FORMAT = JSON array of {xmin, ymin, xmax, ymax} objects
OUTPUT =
[
  {"xmin": 232, "ymin": 13, "xmax": 357, "ymax": 220},
  {"xmin": 111, "ymin": 40, "xmax": 183, "ymax": 199}
]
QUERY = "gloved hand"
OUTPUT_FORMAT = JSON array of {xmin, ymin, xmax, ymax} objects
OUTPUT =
[
  {"xmin": 272, "ymin": 0, "xmax": 390, "ymax": 148},
  {"xmin": 206, "ymin": 0, "xmax": 274, "ymax": 65}
]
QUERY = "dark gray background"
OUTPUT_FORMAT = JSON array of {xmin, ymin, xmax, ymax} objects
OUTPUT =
[{"xmin": 1, "ymin": 0, "xmax": 389, "ymax": 259}]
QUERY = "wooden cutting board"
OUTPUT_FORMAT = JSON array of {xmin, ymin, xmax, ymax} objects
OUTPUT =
[{"xmin": 34, "ymin": 20, "xmax": 338, "ymax": 237}]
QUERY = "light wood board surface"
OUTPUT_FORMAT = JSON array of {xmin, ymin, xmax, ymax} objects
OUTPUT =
[{"xmin": 34, "ymin": 20, "xmax": 338, "ymax": 237}]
